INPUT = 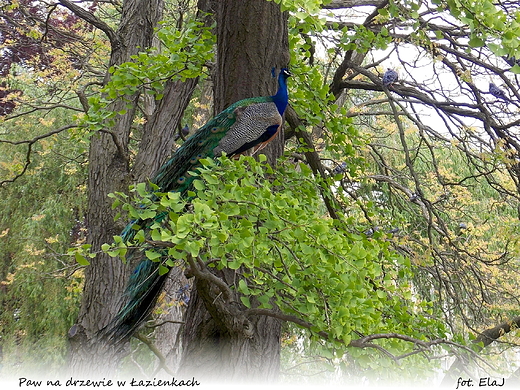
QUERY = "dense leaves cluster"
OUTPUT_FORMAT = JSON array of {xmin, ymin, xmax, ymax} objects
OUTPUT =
[
  {"xmin": 104, "ymin": 156, "xmax": 445, "ymax": 366},
  {"xmin": 84, "ymin": 19, "xmax": 215, "ymax": 133}
]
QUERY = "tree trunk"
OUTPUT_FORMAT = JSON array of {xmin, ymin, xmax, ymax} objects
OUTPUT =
[
  {"xmin": 214, "ymin": 0, "xmax": 289, "ymax": 166},
  {"xmin": 67, "ymin": 0, "xmax": 199, "ymax": 376},
  {"xmin": 178, "ymin": 270, "xmax": 283, "ymax": 382},
  {"xmin": 177, "ymin": 0, "xmax": 289, "ymax": 382}
]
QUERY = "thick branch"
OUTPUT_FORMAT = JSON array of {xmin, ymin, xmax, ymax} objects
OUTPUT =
[
  {"xmin": 186, "ymin": 255, "xmax": 234, "ymax": 303},
  {"xmin": 58, "ymin": 0, "xmax": 119, "ymax": 49},
  {"xmin": 442, "ymin": 316, "xmax": 520, "ymax": 385},
  {"xmin": 476, "ymin": 316, "xmax": 520, "ymax": 347},
  {"xmin": 246, "ymin": 307, "xmax": 467, "ymax": 361},
  {"xmin": 323, "ymin": 0, "xmax": 386, "ymax": 8},
  {"xmin": 338, "ymin": 78, "xmax": 490, "ymax": 123},
  {"xmin": 245, "ymin": 308, "xmax": 330, "ymax": 340}
]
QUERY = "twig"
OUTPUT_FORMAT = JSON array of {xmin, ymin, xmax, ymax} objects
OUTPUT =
[
  {"xmin": 134, "ymin": 333, "xmax": 175, "ymax": 376},
  {"xmin": 0, "ymin": 125, "xmax": 77, "ymax": 186},
  {"xmin": 145, "ymin": 320, "xmax": 185, "ymax": 329}
]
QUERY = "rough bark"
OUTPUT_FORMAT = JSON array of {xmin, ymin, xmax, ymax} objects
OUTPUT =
[
  {"xmin": 132, "ymin": 78, "xmax": 199, "ymax": 183},
  {"xmin": 214, "ymin": 0, "xmax": 289, "ymax": 166},
  {"xmin": 178, "ymin": 269, "xmax": 282, "ymax": 382},
  {"xmin": 149, "ymin": 267, "xmax": 190, "ymax": 374},
  {"xmin": 67, "ymin": 0, "xmax": 164, "ymax": 377},
  {"xmin": 67, "ymin": 0, "xmax": 200, "ymax": 376},
  {"xmin": 177, "ymin": 0, "xmax": 289, "ymax": 382}
]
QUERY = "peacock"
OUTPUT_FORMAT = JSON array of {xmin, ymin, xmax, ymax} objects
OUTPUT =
[{"xmin": 103, "ymin": 68, "xmax": 291, "ymax": 342}]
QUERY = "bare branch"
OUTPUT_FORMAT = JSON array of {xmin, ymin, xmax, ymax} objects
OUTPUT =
[
  {"xmin": 145, "ymin": 319, "xmax": 185, "ymax": 329},
  {"xmin": 0, "ymin": 125, "xmax": 77, "ymax": 186}
]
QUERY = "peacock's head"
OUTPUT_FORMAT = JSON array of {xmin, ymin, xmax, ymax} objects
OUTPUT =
[{"xmin": 280, "ymin": 68, "xmax": 292, "ymax": 79}]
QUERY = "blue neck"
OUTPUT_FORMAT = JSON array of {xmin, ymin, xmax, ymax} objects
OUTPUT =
[{"xmin": 272, "ymin": 72, "xmax": 289, "ymax": 115}]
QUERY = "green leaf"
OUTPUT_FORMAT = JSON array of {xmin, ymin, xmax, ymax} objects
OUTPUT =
[
  {"xmin": 136, "ymin": 182, "xmax": 148, "ymax": 197},
  {"xmin": 145, "ymin": 250, "xmax": 162, "ymax": 261},
  {"xmin": 158, "ymin": 265, "xmax": 169, "ymax": 275},
  {"xmin": 240, "ymin": 296, "xmax": 251, "ymax": 308},
  {"xmin": 193, "ymin": 179, "xmax": 205, "ymax": 190},
  {"xmin": 238, "ymin": 279, "xmax": 250, "ymax": 295},
  {"xmin": 468, "ymin": 36, "xmax": 485, "ymax": 48},
  {"xmin": 75, "ymin": 252, "xmax": 90, "ymax": 266}
]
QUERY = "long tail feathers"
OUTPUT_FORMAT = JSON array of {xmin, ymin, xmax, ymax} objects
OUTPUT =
[
  {"xmin": 101, "ymin": 255, "xmax": 170, "ymax": 343},
  {"xmin": 102, "ymin": 198, "xmax": 171, "ymax": 342}
]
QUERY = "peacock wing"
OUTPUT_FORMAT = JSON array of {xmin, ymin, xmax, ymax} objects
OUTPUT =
[
  {"xmin": 121, "ymin": 98, "xmax": 266, "ymax": 241},
  {"xmin": 212, "ymin": 101, "xmax": 282, "ymax": 157},
  {"xmin": 151, "ymin": 98, "xmax": 261, "ymax": 194}
]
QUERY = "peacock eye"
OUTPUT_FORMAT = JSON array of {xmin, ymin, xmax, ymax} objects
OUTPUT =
[
  {"xmin": 197, "ymin": 141, "xmax": 204, "ymax": 146},
  {"xmin": 211, "ymin": 127, "xmax": 219, "ymax": 133},
  {"xmin": 177, "ymin": 176, "xmax": 186, "ymax": 184},
  {"xmin": 190, "ymin": 154, "xmax": 204, "ymax": 164}
]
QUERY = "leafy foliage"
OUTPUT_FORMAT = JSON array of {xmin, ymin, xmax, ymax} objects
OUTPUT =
[
  {"xmin": 2, "ymin": 0, "xmax": 520, "ymax": 383},
  {"xmin": 0, "ymin": 109, "xmax": 86, "ymax": 373},
  {"xmin": 83, "ymin": 18, "xmax": 215, "ymax": 134},
  {"xmin": 104, "ymin": 155, "xmax": 446, "ymax": 376},
  {"xmin": 0, "ymin": 0, "xmax": 86, "ymax": 76},
  {"xmin": 0, "ymin": 0, "xmax": 97, "ymax": 374}
]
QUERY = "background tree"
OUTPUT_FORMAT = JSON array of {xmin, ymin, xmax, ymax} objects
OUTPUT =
[
  {"xmin": 0, "ymin": 0, "xmax": 91, "ymax": 372},
  {"xmin": 57, "ymin": 0, "xmax": 211, "ymax": 376}
]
